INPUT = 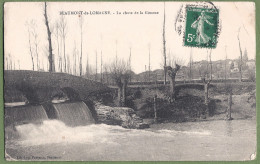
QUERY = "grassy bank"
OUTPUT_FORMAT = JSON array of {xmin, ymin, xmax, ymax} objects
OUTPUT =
[{"xmin": 121, "ymin": 82, "xmax": 256, "ymax": 123}]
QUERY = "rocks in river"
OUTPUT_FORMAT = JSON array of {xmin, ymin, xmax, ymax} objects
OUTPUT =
[{"xmin": 95, "ymin": 103, "xmax": 149, "ymax": 129}]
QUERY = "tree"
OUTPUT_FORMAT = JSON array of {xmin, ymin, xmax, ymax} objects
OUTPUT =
[
  {"xmin": 85, "ymin": 54, "xmax": 90, "ymax": 77},
  {"xmin": 208, "ymin": 49, "xmax": 213, "ymax": 80},
  {"xmin": 224, "ymin": 46, "xmax": 228, "ymax": 81},
  {"xmin": 200, "ymin": 52, "xmax": 212, "ymax": 117},
  {"xmin": 243, "ymin": 48, "xmax": 248, "ymax": 62},
  {"xmin": 148, "ymin": 44, "xmax": 151, "ymax": 82},
  {"xmin": 25, "ymin": 21, "xmax": 35, "ymax": 71},
  {"xmin": 165, "ymin": 65, "xmax": 180, "ymax": 101},
  {"xmin": 59, "ymin": 15, "xmax": 68, "ymax": 73},
  {"xmin": 54, "ymin": 22, "xmax": 62, "ymax": 72},
  {"xmin": 165, "ymin": 57, "xmax": 182, "ymax": 101},
  {"xmin": 100, "ymin": 50, "xmax": 103, "ymax": 82},
  {"xmin": 242, "ymin": 48, "xmax": 249, "ymax": 70},
  {"xmin": 109, "ymin": 59, "xmax": 131, "ymax": 107},
  {"xmin": 128, "ymin": 47, "xmax": 132, "ymax": 82},
  {"xmin": 162, "ymin": 2, "xmax": 167, "ymax": 85},
  {"xmin": 95, "ymin": 50, "xmax": 98, "ymax": 81},
  {"xmin": 189, "ymin": 48, "xmax": 193, "ymax": 81},
  {"xmin": 79, "ymin": 16, "xmax": 84, "ymax": 76},
  {"xmin": 43, "ymin": 2, "xmax": 54, "ymax": 72},
  {"xmin": 237, "ymin": 27, "xmax": 243, "ymax": 82},
  {"xmin": 31, "ymin": 21, "xmax": 40, "ymax": 70},
  {"xmin": 73, "ymin": 42, "xmax": 78, "ymax": 75}
]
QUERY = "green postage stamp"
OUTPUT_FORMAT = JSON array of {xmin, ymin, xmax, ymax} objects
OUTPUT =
[{"xmin": 184, "ymin": 6, "xmax": 219, "ymax": 48}]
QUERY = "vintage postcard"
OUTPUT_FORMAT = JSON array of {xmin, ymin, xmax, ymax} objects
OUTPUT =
[{"xmin": 4, "ymin": 1, "xmax": 256, "ymax": 161}]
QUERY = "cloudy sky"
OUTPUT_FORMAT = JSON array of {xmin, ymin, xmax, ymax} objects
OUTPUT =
[{"xmin": 4, "ymin": 2, "xmax": 255, "ymax": 74}]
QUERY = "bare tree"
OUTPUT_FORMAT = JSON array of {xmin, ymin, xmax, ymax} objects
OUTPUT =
[
  {"xmin": 202, "ymin": 75, "xmax": 211, "ymax": 117},
  {"xmin": 162, "ymin": 2, "xmax": 167, "ymax": 85},
  {"xmin": 5, "ymin": 53, "xmax": 12, "ymax": 70},
  {"xmin": 100, "ymin": 50, "xmax": 103, "ymax": 82},
  {"xmin": 237, "ymin": 27, "xmax": 243, "ymax": 82},
  {"xmin": 54, "ymin": 22, "xmax": 62, "ymax": 72},
  {"xmin": 73, "ymin": 42, "xmax": 77, "ymax": 75},
  {"xmin": 189, "ymin": 48, "xmax": 193, "ymax": 81},
  {"xmin": 208, "ymin": 49, "xmax": 213, "ymax": 80},
  {"xmin": 224, "ymin": 45, "xmax": 228, "ymax": 81},
  {"xmin": 59, "ymin": 15, "xmax": 68, "ymax": 73},
  {"xmin": 103, "ymin": 63, "xmax": 110, "ymax": 84},
  {"xmin": 148, "ymin": 44, "xmax": 151, "ymax": 82},
  {"xmin": 165, "ymin": 57, "xmax": 182, "ymax": 101},
  {"xmin": 25, "ymin": 21, "xmax": 35, "ymax": 71},
  {"xmin": 109, "ymin": 59, "xmax": 131, "ymax": 107},
  {"xmin": 129, "ymin": 47, "xmax": 132, "ymax": 79},
  {"xmin": 200, "ymin": 52, "xmax": 212, "ymax": 117},
  {"xmin": 30, "ymin": 20, "xmax": 40, "ymax": 70},
  {"xmin": 85, "ymin": 53, "xmax": 90, "ymax": 77},
  {"xmin": 79, "ymin": 16, "xmax": 84, "ymax": 76},
  {"xmin": 95, "ymin": 50, "xmax": 98, "ymax": 81},
  {"xmin": 44, "ymin": 2, "xmax": 54, "ymax": 72},
  {"xmin": 18, "ymin": 60, "xmax": 20, "ymax": 70}
]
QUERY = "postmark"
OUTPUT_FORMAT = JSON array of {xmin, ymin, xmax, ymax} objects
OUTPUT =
[{"xmin": 184, "ymin": 6, "xmax": 219, "ymax": 48}]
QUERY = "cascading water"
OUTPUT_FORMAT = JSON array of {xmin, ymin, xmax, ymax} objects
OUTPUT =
[
  {"xmin": 5, "ymin": 105, "xmax": 48, "ymax": 127},
  {"xmin": 52, "ymin": 101, "xmax": 95, "ymax": 127}
]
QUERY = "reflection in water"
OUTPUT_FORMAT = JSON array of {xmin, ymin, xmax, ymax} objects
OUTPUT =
[{"xmin": 5, "ymin": 119, "xmax": 256, "ymax": 161}]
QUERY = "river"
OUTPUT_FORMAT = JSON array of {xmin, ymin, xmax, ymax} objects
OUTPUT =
[{"xmin": 5, "ymin": 119, "xmax": 256, "ymax": 161}]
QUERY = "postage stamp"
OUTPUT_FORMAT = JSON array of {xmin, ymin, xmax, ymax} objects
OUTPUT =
[{"xmin": 184, "ymin": 6, "xmax": 219, "ymax": 48}]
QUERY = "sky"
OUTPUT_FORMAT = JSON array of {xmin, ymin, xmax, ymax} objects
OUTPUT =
[{"xmin": 4, "ymin": 2, "xmax": 255, "ymax": 74}]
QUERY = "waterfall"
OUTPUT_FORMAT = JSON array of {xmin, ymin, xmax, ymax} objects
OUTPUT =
[
  {"xmin": 52, "ymin": 101, "xmax": 95, "ymax": 127},
  {"xmin": 5, "ymin": 105, "xmax": 48, "ymax": 127}
]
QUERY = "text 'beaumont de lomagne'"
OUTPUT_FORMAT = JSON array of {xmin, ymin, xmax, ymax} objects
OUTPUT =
[{"xmin": 59, "ymin": 10, "xmax": 159, "ymax": 15}]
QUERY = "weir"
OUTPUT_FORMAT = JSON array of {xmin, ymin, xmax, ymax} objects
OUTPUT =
[
  {"xmin": 52, "ymin": 101, "xmax": 95, "ymax": 127},
  {"xmin": 5, "ymin": 105, "xmax": 48, "ymax": 127}
]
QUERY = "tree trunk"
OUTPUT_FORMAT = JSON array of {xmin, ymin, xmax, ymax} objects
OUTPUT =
[
  {"xmin": 154, "ymin": 95, "xmax": 157, "ymax": 122},
  {"xmin": 203, "ymin": 81, "xmax": 210, "ymax": 118},
  {"xmin": 166, "ymin": 65, "xmax": 180, "ymax": 102},
  {"xmin": 117, "ymin": 86, "xmax": 122, "ymax": 107},
  {"xmin": 169, "ymin": 76, "xmax": 176, "ymax": 101},
  {"xmin": 44, "ymin": 2, "xmax": 54, "ymax": 72},
  {"xmin": 238, "ymin": 28, "xmax": 243, "ymax": 82},
  {"xmin": 163, "ymin": 3, "xmax": 167, "ymax": 85},
  {"xmin": 122, "ymin": 80, "xmax": 127, "ymax": 107},
  {"xmin": 204, "ymin": 83, "xmax": 209, "ymax": 105}
]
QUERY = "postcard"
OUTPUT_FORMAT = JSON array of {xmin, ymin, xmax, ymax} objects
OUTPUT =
[{"xmin": 4, "ymin": 1, "xmax": 256, "ymax": 161}]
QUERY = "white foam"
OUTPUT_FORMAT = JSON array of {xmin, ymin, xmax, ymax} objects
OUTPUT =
[
  {"xmin": 15, "ymin": 120, "xmax": 211, "ymax": 146},
  {"xmin": 16, "ymin": 120, "xmax": 125, "ymax": 146}
]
